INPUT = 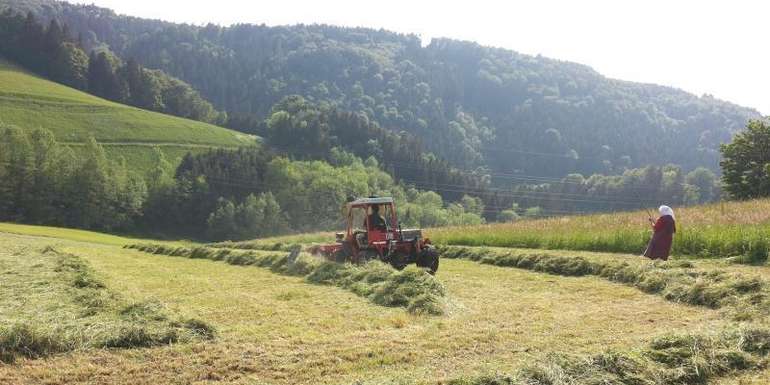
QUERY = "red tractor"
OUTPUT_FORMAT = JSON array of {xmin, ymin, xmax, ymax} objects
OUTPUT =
[{"xmin": 312, "ymin": 197, "xmax": 439, "ymax": 274}]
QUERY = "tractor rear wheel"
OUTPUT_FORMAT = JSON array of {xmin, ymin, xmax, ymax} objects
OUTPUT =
[
  {"xmin": 417, "ymin": 246, "xmax": 439, "ymax": 274},
  {"xmin": 386, "ymin": 251, "xmax": 409, "ymax": 271}
]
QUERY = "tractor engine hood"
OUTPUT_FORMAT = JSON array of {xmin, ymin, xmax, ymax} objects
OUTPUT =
[{"xmin": 400, "ymin": 228, "xmax": 422, "ymax": 242}]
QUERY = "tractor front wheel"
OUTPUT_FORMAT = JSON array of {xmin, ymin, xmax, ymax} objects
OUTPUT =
[{"xmin": 417, "ymin": 246, "xmax": 439, "ymax": 274}]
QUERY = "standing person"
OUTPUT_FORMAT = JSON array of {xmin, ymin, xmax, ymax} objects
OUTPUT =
[{"xmin": 643, "ymin": 205, "xmax": 676, "ymax": 260}]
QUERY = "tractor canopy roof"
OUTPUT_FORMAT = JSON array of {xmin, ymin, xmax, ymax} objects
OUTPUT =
[{"xmin": 348, "ymin": 197, "xmax": 394, "ymax": 207}]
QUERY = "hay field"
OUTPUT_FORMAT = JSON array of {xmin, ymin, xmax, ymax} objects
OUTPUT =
[{"xmin": 5, "ymin": 223, "xmax": 767, "ymax": 384}]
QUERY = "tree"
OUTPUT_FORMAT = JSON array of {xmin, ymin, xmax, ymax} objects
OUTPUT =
[
  {"xmin": 88, "ymin": 51, "xmax": 127, "ymax": 102},
  {"xmin": 125, "ymin": 58, "xmax": 163, "ymax": 110},
  {"xmin": 685, "ymin": 167, "xmax": 718, "ymax": 204},
  {"xmin": 496, "ymin": 203, "xmax": 520, "ymax": 222},
  {"xmin": 207, "ymin": 198, "xmax": 237, "ymax": 240},
  {"xmin": 50, "ymin": 42, "xmax": 89, "ymax": 89},
  {"xmin": 67, "ymin": 136, "xmax": 113, "ymax": 229},
  {"xmin": 260, "ymin": 192, "xmax": 289, "ymax": 236},
  {"xmin": 524, "ymin": 206, "xmax": 543, "ymax": 218},
  {"xmin": 720, "ymin": 120, "xmax": 770, "ymax": 199},
  {"xmin": 0, "ymin": 125, "xmax": 33, "ymax": 220}
]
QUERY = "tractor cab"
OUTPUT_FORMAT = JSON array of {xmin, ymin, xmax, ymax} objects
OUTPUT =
[
  {"xmin": 320, "ymin": 196, "xmax": 439, "ymax": 273},
  {"xmin": 346, "ymin": 197, "xmax": 398, "ymax": 252}
]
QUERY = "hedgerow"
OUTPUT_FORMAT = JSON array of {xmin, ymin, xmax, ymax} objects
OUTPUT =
[{"xmin": 126, "ymin": 244, "xmax": 446, "ymax": 315}]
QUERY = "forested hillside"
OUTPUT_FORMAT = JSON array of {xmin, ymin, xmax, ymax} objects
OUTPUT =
[{"xmin": 0, "ymin": 0, "xmax": 760, "ymax": 180}]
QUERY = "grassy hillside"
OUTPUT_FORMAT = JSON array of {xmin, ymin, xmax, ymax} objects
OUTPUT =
[
  {"xmin": 0, "ymin": 59, "xmax": 255, "ymax": 171},
  {"xmin": 427, "ymin": 199, "xmax": 770, "ymax": 262}
]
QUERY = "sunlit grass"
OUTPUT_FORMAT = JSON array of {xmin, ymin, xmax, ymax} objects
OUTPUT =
[
  {"xmin": 0, "ymin": 222, "xmax": 190, "ymax": 247},
  {"xmin": 0, "ymin": 59, "xmax": 255, "ymax": 173},
  {"xmin": 427, "ymin": 199, "xmax": 770, "ymax": 260},
  {"xmin": 0, "ymin": 231, "xmax": 734, "ymax": 384}
]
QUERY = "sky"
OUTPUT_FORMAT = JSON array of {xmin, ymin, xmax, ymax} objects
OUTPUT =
[{"xmin": 84, "ymin": 0, "xmax": 769, "ymax": 115}]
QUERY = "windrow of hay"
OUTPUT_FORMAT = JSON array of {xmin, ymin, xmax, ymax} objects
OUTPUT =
[
  {"xmin": 438, "ymin": 246, "xmax": 770, "ymax": 317},
  {"xmin": 449, "ymin": 326, "xmax": 770, "ymax": 385},
  {"xmin": 208, "ymin": 240, "xmax": 297, "ymax": 252},
  {"xmin": 0, "ymin": 248, "xmax": 215, "ymax": 363},
  {"xmin": 126, "ymin": 244, "xmax": 446, "ymax": 315}
]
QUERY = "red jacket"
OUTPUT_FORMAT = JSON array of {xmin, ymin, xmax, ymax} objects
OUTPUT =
[{"xmin": 644, "ymin": 215, "xmax": 676, "ymax": 260}]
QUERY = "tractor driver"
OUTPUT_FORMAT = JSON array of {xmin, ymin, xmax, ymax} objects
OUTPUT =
[{"xmin": 366, "ymin": 204, "xmax": 388, "ymax": 231}]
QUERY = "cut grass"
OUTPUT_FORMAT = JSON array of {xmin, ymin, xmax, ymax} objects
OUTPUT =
[
  {"xmin": 450, "ymin": 326, "xmax": 770, "ymax": 385},
  {"xmin": 126, "ymin": 243, "xmax": 446, "ymax": 315},
  {"xmin": 7, "ymin": 229, "xmax": 770, "ymax": 384},
  {"xmin": 0, "ymin": 222, "xmax": 190, "ymax": 247},
  {"xmin": 210, "ymin": 231, "xmax": 336, "ymax": 250},
  {"xmin": 428, "ymin": 199, "xmax": 770, "ymax": 262},
  {"xmin": 0, "ymin": 242, "xmax": 214, "ymax": 363},
  {"xmin": 438, "ymin": 245, "xmax": 770, "ymax": 318},
  {"xmin": 1, "ymin": 231, "xmax": 728, "ymax": 384}
]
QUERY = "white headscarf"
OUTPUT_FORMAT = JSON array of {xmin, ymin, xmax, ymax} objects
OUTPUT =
[{"xmin": 659, "ymin": 205, "xmax": 675, "ymax": 219}]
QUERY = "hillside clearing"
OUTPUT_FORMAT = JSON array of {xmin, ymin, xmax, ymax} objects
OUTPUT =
[
  {"xmin": 0, "ymin": 59, "xmax": 255, "ymax": 172},
  {"xmin": 0, "ymin": 230, "xmax": 736, "ymax": 385}
]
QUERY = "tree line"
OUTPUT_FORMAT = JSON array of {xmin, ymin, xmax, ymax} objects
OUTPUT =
[
  {"xmin": 0, "ymin": 124, "xmax": 146, "ymax": 230},
  {"xmin": 0, "ymin": 10, "xmax": 225, "ymax": 124},
  {"xmin": 0, "ymin": 123, "xmax": 486, "ymax": 240}
]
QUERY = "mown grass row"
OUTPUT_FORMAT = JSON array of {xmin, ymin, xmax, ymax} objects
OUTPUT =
[
  {"xmin": 209, "ymin": 240, "xmax": 296, "ymax": 252},
  {"xmin": 438, "ymin": 246, "xmax": 769, "ymax": 317},
  {"xmin": 0, "ymin": 248, "xmax": 215, "ymax": 363},
  {"xmin": 428, "ymin": 200, "xmax": 770, "ymax": 262},
  {"xmin": 126, "ymin": 244, "xmax": 446, "ymax": 315},
  {"xmin": 450, "ymin": 326, "xmax": 770, "ymax": 385}
]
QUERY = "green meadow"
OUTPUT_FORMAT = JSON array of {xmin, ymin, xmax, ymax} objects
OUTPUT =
[
  {"xmin": 0, "ymin": 59, "xmax": 256, "ymax": 172},
  {"xmin": 427, "ymin": 199, "xmax": 770, "ymax": 263}
]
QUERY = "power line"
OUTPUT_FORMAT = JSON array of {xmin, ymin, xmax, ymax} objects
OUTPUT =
[
  {"xmin": 385, "ymin": 160, "xmax": 662, "ymax": 194},
  {"xmin": 398, "ymin": 179, "xmax": 659, "ymax": 207}
]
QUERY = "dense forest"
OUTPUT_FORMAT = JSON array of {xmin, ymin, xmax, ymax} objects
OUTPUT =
[
  {"xmin": 0, "ymin": 9, "xmax": 226, "ymax": 124},
  {"xmin": 0, "ymin": 0, "xmax": 759, "ymax": 178}
]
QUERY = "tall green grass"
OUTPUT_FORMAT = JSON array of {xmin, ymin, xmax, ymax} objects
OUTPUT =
[
  {"xmin": 429, "ymin": 199, "xmax": 770, "ymax": 262},
  {"xmin": 126, "ymin": 244, "xmax": 446, "ymax": 315}
]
